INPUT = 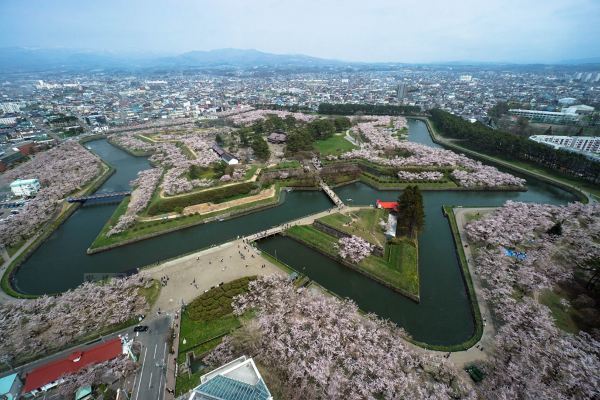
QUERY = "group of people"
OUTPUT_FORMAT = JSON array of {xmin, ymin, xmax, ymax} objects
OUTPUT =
[{"xmin": 160, "ymin": 275, "xmax": 169, "ymax": 287}]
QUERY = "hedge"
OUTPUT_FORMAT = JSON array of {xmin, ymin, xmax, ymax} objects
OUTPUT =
[
  {"xmin": 186, "ymin": 276, "xmax": 256, "ymax": 321},
  {"xmin": 147, "ymin": 182, "xmax": 258, "ymax": 215}
]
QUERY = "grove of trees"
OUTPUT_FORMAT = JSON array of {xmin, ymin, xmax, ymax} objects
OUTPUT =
[
  {"xmin": 318, "ymin": 103, "xmax": 421, "ymax": 116},
  {"xmin": 429, "ymin": 109, "xmax": 600, "ymax": 183}
]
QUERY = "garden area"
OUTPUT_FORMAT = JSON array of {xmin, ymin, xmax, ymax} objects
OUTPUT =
[{"xmin": 175, "ymin": 276, "xmax": 256, "ymax": 396}]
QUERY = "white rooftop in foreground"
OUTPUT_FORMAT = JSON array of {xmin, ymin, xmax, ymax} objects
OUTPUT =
[{"xmin": 189, "ymin": 356, "xmax": 272, "ymax": 400}]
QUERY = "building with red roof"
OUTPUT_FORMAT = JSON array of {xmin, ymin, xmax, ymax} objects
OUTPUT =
[
  {"xmin": 22, "ymin": 338, "xmax": 123, "ymax": 395},
  {"xmin": 376, "ymin": 200, "xmax": 398, "ymax": 210}
]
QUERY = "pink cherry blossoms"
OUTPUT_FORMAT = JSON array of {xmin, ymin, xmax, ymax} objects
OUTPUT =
[
  {"xmin": 108, "ymin": 168, "xmax": 162, "ymax": 236},
  {"xmin": 339, "ymin": 119, "xmax": 525, "ymax": 188},
  {"xmin": 109, "ymin": 132, "xmax": 154, "ymax": 153},
  {"xmin": 337, "ymin": 235, "xmax": 374, "ymax": 263},
  {"xmin": 205, "ymin": 275, "xmax": 474, "ymax": 400},
  {"xmin": 0, "ymin": 142, "xmax": 103, "ymax": 246},
  {"xmin": 227, "ymin": 109, "xmax": 316, "ymax": 125},
  {"xmin": 397, "ymin": 170, "xmax": 444, "ymax": 182},
  {"xmin": 0, "ymin": 276, "xmax": 150, "ymax": 359},
  {"xmin": 465, "ymin": 201, "xmax": 600, "ymax": 398}
]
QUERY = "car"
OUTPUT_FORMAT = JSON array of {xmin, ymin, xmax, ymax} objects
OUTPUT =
[{"xmin": 133, "ymin": 325, "xmax": 149, "ymax": 332}]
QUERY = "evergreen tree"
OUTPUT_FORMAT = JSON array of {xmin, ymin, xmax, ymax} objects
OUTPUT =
[{"xmin": 395, "ymin": 185, "xmax": 424, "ymax": 238}]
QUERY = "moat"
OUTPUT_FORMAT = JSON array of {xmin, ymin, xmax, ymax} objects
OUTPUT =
[{"xmin": 12, "ymin": 119, "xmax": 577, "ymax": 346}]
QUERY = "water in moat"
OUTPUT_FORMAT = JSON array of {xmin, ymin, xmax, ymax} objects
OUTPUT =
[
  {"xmin": 258, "ymin": 119, "xmax": 576, "ymax": 345},
  {"xmin": 13, "ymin": 119, "xmax": 577, "ymax": 345}
]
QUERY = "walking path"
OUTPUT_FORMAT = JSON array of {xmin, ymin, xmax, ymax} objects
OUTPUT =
[
  {"xmin": 447, "ymin": 207, "xmax": 497, "ymax": 366},
  {"xmin": 318, "ymin": 179, "xmax": 345, "ymax": 207}
]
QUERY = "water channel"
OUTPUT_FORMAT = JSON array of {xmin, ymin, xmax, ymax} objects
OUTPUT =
[{"xmin": 12, "ymin": 119, "xmax": 577, "ymax": 345}]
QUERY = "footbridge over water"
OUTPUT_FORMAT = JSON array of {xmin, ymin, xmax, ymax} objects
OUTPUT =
[
  {"xmin": 67, "ymin": 191, "xmax": 131, "ymax": 204},
  {"xmin": 318, "ymin": 179, "xmax": 345, "ymax": 207}
]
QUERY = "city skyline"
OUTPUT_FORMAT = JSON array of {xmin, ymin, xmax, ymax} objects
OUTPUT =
[{"xmin": 1, "ymin": 0, "xmax": 600, "ymax": 64}]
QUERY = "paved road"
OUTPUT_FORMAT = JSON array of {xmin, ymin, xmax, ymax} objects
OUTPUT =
[
  {"xmin": 129, "ymin": 315, "xmax": 172, "ymax": 400},
  {"xmin": 0, "ymin": 315, "xmax": 172, "ymax": 400}
]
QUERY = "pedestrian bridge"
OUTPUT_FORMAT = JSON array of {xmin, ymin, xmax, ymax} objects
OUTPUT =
[{"xmin": 67, "ymin": 191, "xmax": 131, "ymax": 204}]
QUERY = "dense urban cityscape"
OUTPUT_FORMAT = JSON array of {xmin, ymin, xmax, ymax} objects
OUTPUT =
[{"xmin": 0, "ymin": 1, "xmax": 599, "ymax": 400}]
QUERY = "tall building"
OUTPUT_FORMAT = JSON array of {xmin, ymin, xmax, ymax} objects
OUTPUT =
[{"xmin": 396, "ymin": 83, "xmax": 407, "ymax": 100}]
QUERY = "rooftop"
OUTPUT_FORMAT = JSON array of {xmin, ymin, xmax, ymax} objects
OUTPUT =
[
  {"xmin": 190, "ymin": 356, "xmax": 272, "ymax": 400},
  {"xmin": 23, "ymin": 338, "xmax": 122, "ymax": 393}
]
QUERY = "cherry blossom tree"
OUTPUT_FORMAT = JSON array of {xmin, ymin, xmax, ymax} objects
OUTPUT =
[
  {"xmin": 0, "ymin": 276, "xmax": 151, "ymax": 359},
  {"xmin": 205, "ymin": 276, "xmax": 474, "ymax": 400},
  {"xmin": 108, "ymin": 168, "xmax": 162, "ymax": 236},
  {"xmin": 0, "ymin": 142, "xmax": 103, "ymax": 246},
  {"xmin": 337, "ymin": 235, "xmax": 374, "ymax": 263},
  {"xmin": 465, "ymin": 201, "xmax": 600, "ymax": 399}
]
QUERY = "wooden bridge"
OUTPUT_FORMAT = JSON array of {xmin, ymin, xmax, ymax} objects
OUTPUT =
[{"xmin": 67, "ymin": 191, "xmax": 131, "ymax": 204}]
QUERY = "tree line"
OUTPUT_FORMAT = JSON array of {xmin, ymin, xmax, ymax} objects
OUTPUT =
[
  {"xmin": 318, "ymin": 103, "xmax": 421, "ymax": 116},
  {"xmin": 429, "ymin": 109, "xmax": 600, "ymax": 184}
]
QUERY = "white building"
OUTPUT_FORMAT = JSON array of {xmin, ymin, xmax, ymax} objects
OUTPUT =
[
  {"xmin": 510, "ymin": 104, "xmax": 595, "ymax": 124},
  {"xmin": 530, "ymin": 135, "xmax": 600, "ymax": 154},
  {"xmin": 10, "ymin": 178, "xmax": 41, "ymax": 197},
  {"xmin": 0, "ymin": 102, "xmax": 22, "ymax": 113},
  {"xmin": 509, "ymin": 109, "xmax": 581, "ymax": 124},
  {"xmin": 188, "ymin": 356, "xmax": 272, "ymax": 400}
]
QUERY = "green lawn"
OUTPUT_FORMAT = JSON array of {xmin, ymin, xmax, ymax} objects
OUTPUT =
[
  {"xmin": 539, "ymin": 289, "xmax": 581, "ymax": 334},
  {"xmin": 285, "ymin": 224, "xmax": 419, "ymax": 298},
  {"xmin": 314, "ymin": 134, "xmax": 357, "ymax": 156},
  {"xmin": 318, "ymin": 209, "xmax": 387, "ymax": 246},
  {"xmin": 360, "ymin": 172, "xmax": 459, "ymax": 190}
]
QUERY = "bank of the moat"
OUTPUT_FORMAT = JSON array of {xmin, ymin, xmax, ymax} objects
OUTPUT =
[{"xmin": 9, "ymin": 119, "xmax": 578, "ymax": 347}]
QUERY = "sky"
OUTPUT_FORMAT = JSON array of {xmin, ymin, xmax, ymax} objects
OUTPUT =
[{"xmin": 0, "ymin": 0, "xmax": 599, "ymax": 63}]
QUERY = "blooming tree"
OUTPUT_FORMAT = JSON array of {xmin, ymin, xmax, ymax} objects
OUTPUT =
[
  {"xmin": 0, "ymin": 276, "xmax": 150, "ymax": 359},
  {"xmin": 337, "ymin": 235, "xmax": 374, "ymax": 263},
  {"xmin": 0, "ymin": 142, "xmax": 103, "ymax": 246},
  {"xmin": 108, "ymin": 168, "xmax": 162, "ymax": 236},
  {"xmin": 465, "ymin": 201, "xmax": 600, "ymax": 399},
  {"xmin": 205, "ymin": 276, "xmax": 474, "ymax": 400}
]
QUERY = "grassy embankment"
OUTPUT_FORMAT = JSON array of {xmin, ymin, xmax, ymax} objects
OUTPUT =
[
  {"xmin": 175, "ymin": 277, "xmax": 255, "ymax": 396},
  {"xmin": 284, "ymin": 209, "xmax": 419, "ymax": 299},
  {"xmin": 88, "ymin": 182, "xmax": 288, "ymax": 251},
  {"xmin": 1, "ymin": 161, "xmax": 115, "ymax": 299}
]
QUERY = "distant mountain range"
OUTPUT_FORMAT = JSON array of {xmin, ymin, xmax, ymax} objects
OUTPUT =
[
  {"xmin": 0, "ymin": 47, "xmax": 598, "ymax": 72},
  {"xmin": 0, "ymin": 47, "xmax": 349, "ymax": 72}
]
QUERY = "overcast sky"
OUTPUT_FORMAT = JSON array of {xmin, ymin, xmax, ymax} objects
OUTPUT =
[{"xmin": 1, "ymin": 0, "xmax": 599, "ymax": 63}]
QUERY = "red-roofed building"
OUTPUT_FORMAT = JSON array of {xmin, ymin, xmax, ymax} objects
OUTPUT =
[
  {"xmin": 376, "ymin": 200, "xmax": 398, "ymax": 210},
  {"xmin": 22, "ymin": 338, "xmax": 123, "ymax": 395}
]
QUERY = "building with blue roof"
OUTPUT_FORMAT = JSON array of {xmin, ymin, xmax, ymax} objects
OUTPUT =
[
  {"xmin": 0, "ymin": 373, "xmax": 23, "ymax": 400},
  {"xmin": 188, "ymin": 356, "xmax": 272, "ymax": 400}
]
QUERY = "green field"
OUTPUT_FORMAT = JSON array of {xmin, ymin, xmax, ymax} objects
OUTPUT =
[
  {"xmin": 285, "ymin": 223, "xmax": 419, "ymax": 298},
  {"xmin": 318, "ymin": 208, "xmax": 387, "ymax": 246},
  {"xmin": 314, "ymin": 134, "xmax": 357, "ymax": 156}
]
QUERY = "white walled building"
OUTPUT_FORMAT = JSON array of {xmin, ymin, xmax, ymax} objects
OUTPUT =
[
  {"xmin": 529, "ymin": 135, "xmax": 600, "ymax": 154},
  {"xmin": 10, "ymin": 178, "xmax": 41, "ymax": 197}
]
